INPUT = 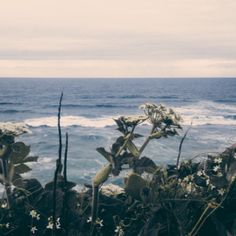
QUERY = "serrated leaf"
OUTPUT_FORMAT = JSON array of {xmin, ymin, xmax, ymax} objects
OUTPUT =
[{"xmin": 14, "ymin": 163, "xmax": 31, "ymax": 174}]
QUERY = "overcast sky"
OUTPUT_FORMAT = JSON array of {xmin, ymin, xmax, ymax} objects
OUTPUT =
[{"xmin": 0, "ymin": 0, "xmax": 236, "ymax": 78}]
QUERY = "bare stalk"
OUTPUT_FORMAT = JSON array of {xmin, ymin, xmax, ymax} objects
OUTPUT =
[
  {"xmin": 52, "ymin": 92, "xmax": 63, "ymax": 235},
  {"xmin": 62, "ymin": 132, "xmax": 69, "ymax": 236}
]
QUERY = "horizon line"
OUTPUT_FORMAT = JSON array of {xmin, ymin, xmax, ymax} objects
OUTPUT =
[{"xmin": 0, "ymin": 76, "xmax": 236, "ymax": 80}]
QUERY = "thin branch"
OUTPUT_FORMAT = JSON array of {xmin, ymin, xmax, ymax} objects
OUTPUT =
[
  {"xmin": 62, "ymin": 132, "xmax": 69, "ymax": 236},
  {"xmin": 52, "ymin": 92, "xmax": 63, "ymax": 235},
  {"xmin": 138, "ymin": 124, "xmax": 156, "ymax": 156},
  {"xmin": 63, "ymin": 132, "xmax": 68, "ymax": 183},
  {"xmin": 58, "ymin": 92, "xmax": 64, "ymax": 173}
]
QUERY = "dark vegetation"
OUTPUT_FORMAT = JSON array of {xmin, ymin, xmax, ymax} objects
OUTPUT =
[{"xmin": 0, "ymin": 96, "xmax": 236, "ymax": 236}]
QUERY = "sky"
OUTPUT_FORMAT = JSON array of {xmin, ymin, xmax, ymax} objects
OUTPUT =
[{"xmin": 0, "ymin": 0, "xmax": 236, "ymax": 78}]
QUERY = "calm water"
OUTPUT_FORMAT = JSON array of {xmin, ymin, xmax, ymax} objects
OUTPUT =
[{"xmin": 0, "ymin": 78, "xmax": 236, "ymax": 185}]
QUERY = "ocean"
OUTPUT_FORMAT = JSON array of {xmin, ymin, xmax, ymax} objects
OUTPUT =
[{"xmin": 0, "ymin": 78, "xmax": 236, "ymax": 186}]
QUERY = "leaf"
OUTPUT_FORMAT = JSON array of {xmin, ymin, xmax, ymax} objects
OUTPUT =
[
  {"xmin": 126, "ymin": 140, "xmax": 140, "ymax": 158},
  {"xmin": 96, "ymin": 147, "xmax": 112, "ymax": 163},
  {"xmin": 133, "ymin": 156, "xmax": 157, "ymax": 174},
  {"xmin": 0, "ymin": 133, "xmax": 15, "ymax": 145},
  {"xmin": 14, "ymin": 163, "xmax": 31, "ymax": 174},
  {"xmin": 133, "ymin": 133, "xmax": 144, "ymax": 138},
  {"xmin": 45, "ymin": 176, "xmax": 76, "ymax": 190},
  {"xmin": 93, "ymin": 164, "xmax": 112, "ymax": 187},
  {"xmin": 114, "ymin": 118, "xmax": 126, "ymax": 134},
  {"xmin": 125, "ymin": 173, "xmax": 147, "ymax": 200},
  {"xmin": 11, "ymin": 142, "xmax": 30, "ymax": 164},
  {"xmin": 111, "ymin": 136, "xmax": 125, "ymax": 154},
  {"xmin": 22, "ymin": 156, "xmax": 39, "ymax": 163},
  {"xmin": 12, "ymin": 173, "xmax": 24, "ymax": 187},
  {"xmin": 150, "ymin": 131, "xmax": 162, "ymax": 139}
]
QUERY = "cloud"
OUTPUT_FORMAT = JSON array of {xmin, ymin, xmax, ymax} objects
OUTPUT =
[{"xmin": 0, "ymin": 0, "xmax": 236, "ymax": 77}]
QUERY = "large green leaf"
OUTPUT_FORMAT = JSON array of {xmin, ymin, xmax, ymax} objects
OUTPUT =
[
  {"xmin": 22, "ymin": 156, "xmax": 38, "ymax": 163},
  {"xmin": 14, "ymin": 163, "xmax": 31, "ymax": 174},
  {"xmin": 11, "ymin": 142, "xmax": 30, "ymax": 164}
]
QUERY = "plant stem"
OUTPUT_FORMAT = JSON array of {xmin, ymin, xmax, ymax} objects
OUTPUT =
[
  {"xmin": 138, "ymin": 124, "xmax": 156, "ymax": 156},
  {"xmin": 52, "ymin": 92, "xmax": 63, "ymax": 236},
  {"xmin": 62, "ymin": 132, "xmax": 69, "ymax": 236},
  {"xmin": 115, "ymin": 126, "xmax": 136, "ymax": 158},
  {"xmin": 90, "ymin": 185, "xmax": 99, "ymax": 235}
]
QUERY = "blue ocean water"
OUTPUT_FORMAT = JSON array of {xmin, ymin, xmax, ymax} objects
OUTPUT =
[{"xmin": 0, "ymin": 78, "xmax": 236, "ymax": 185}]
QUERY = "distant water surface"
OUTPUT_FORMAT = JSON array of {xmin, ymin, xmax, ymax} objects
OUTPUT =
[{"xmin": 0, "ymin": 78, "xmax": 236, "ymax": 185}]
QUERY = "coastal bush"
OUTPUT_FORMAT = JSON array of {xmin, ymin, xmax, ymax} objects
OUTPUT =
[{"xmin": 0, "ymin": 100, "xmax": 236, "ymax": 236}]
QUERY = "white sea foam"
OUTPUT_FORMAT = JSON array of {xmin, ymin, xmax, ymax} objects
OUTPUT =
[
  {"xmin": 1, "ymin": 101, "xmax": 236, "ymax": 129},
  {"xmin": 175, "ymin": 101, "xmax": 236, "ymax": 126},
  {"xmin": 0, "ymin": 122, "xmax": 30, "ymax": 134},
  {"xmin": 24, "ymin": 116, "xmax": 116, "ymax": 128}
]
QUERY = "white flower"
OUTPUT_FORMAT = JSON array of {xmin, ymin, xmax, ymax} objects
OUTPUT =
[
  {"xmin": 218, "ymin": 188, "xmax": 225, "ymax": 196},
  {"xmin": 31, "ymin": 226, "xmax": 37, "ymax": 234},
  {"xmin": 96, "ymin": 219, "xmax": 103, "ymax": 227},
  {"xmin": 213, "ymin": 165, "xmax": 221, "ymax": 172},
  {"xmin": 46, "ymin": 217, "xmax": 60, "ymax": 230},
  {"xmin": 206, "ymin": 178, "xmax": 210, "ymax": 186},
  {"xmin": 56, "ymin": 218, "xmax": 61, "ymax": 229},
  {"xmin": 183, "ymin": 175, "xmax": 193, "ymax": 182},
  {"xmin": 234, "ymin": 153, "xmax": 236, "ymax": 159},
  {"xmin": 214, "ymin": 157, "xmax": 222, "ymax": 164},
  {"xmin": 46, "ymin": 222, "xmax": 54, "ymax": 230},
  {"xmin": 30, "ymin": 210, "xmax": 37, "ymax": 218},
  {"xmin": 1, "ymin": 201, "xmax": 8, "ymax": 209},
  {"xmin": 210, "ymin": 184, "xmax": 216, "ymax": 190},
  {"xmin": 197, "ymin": 170, "xmax": 203, "ymax": 176},
  {"xmin": 87, "ymin": 216, "xmax": 92, "ymax": 223},
  {"xmin": 5, "ymin": 223, "xmax": 10, "ymax": 229},
  {"xmin": 115, "ymin": 225, "xmax": 123, "ymax": 233},
  {"xmin": 29, "ymin": 210, "xmax": 40, "ymax": 220}
]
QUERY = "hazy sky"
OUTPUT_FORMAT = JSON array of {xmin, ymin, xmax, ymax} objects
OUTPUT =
[{"xmin": 0, "ymin": 0, "xmax": 236, "ymax": 78}]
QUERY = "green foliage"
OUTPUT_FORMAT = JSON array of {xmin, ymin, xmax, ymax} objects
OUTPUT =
[{"xmin": 0, "ymin": 130, "xmax": 38, "ymax": 188}]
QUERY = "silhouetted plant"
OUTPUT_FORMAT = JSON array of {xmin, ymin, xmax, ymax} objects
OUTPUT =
[{"xmin": 1, "ymin": 100, "xmax": 236, "ymax": 236}]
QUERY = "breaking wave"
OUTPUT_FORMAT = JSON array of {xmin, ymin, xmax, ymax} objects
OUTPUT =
[{"xmin": 1, "ymin": 101, "xmax": 236, "ymax": 129}]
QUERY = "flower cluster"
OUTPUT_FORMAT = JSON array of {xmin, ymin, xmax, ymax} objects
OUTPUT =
[
  {"xmin": 29, "ymin": 210, "xmax": 40, "ymax": 220},
  {"xmin": 115, "ymin": 225, "xmax": 124, "ymax": 235},
  {"xmin": 0, "ymin": 201, "xmax": 8, "ymax": 209},
  {"xmin": 46, "ymin": 217, "xmax": 61, "ymax": 230},
  {"xmin": 0, "ymin": 222, "xmax": 10, "ymax": 229},
  {"xmin": 87, "ymin": 217, "xmax": 104, "ymax": 227}
]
